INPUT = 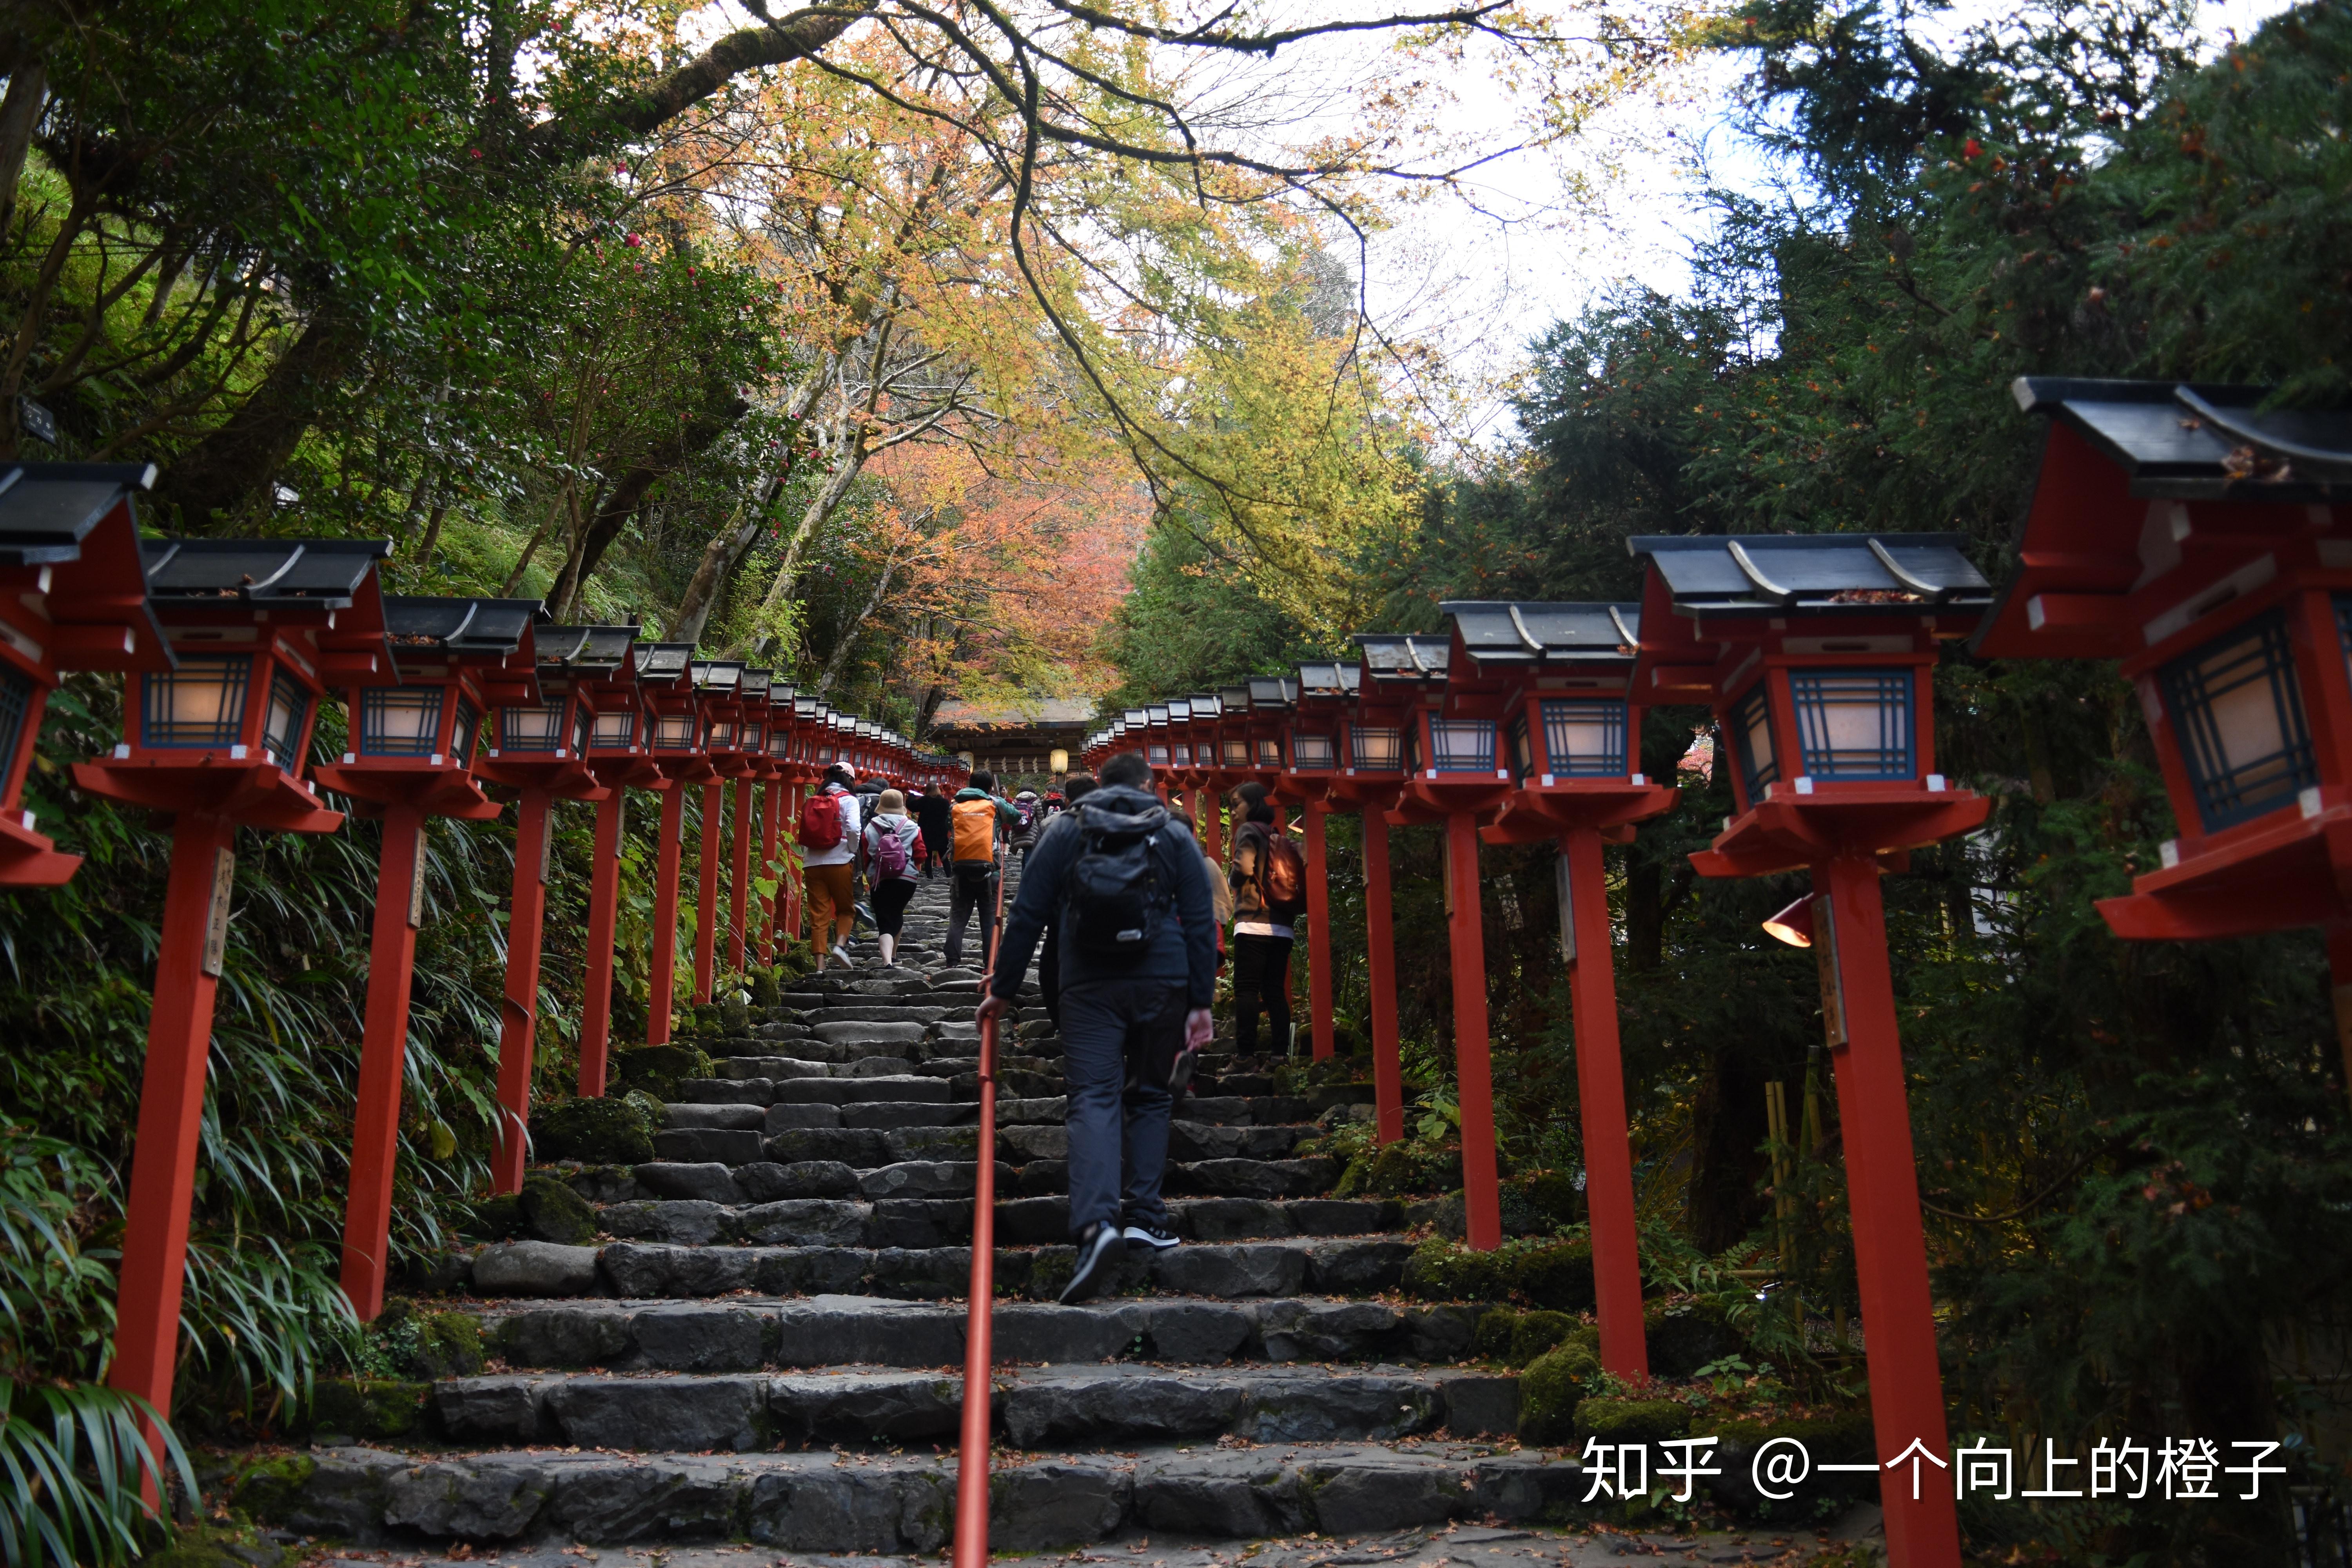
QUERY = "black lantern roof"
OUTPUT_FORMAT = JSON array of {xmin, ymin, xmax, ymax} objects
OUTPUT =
[
  {"xmin": 2013, "ymin": 377, "xmax": 2352, "ymax": 499},
  {"xmin": 1165, "ymin": 698, "xmax": 1191, "ymax": 720},
  {"xmin": 1355, "ymin": 634, "xmax": 1451, "ymax": 681},
  {"xmin": 1439, "ymin": 601, "xmax": 1640, "ymax": 664},
  {"xmin": 0, "ymin": 461, "xmax": 157, "ymax": 566},
  {"xmin": 690, "ymin": 660, "xmax": 745, "ymax": 694},
  {"xmin": 1626, "ymin": 534, "xmax": 1991, "ymax": 618},
  {"xmin": 142, "ymin": 537, "xmax": 392, "ymax": 609},
  {"xmin": 1216, "ymin": 684, "xmax": 1252, "ymax": 711},
  {"xmin": 741, "ymin": 668, "xmax": 773, "ymax": 701},
  {"xmin": 1188, "ymin": 692, "xmax": 1221, "ymax": 717},
  {"xmin": 773, "ymin": 682, "xmax": 797, "ymax": 702},
  {"xmin": 384, "ymin": 596, "xmax": 536, "ymax": 657},
  {"xmin": 532, "ymin": 624, "xmax": 633, "ymax": 675},
  {"xmin": 1245, "ymin": 675, "xmax": 1298, "ymax": 710},
  {"xmin": 1297, "ymin": 661, "xmax": 1361, "ymax": 697},
  {"xmin": 634, "ymin": 642, "xmax": 694, "ymax": 682}
]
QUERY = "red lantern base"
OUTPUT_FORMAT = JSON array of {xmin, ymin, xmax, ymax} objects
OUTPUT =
[{"xmin": 0, "ymin": 810, "xmax": 80, "ymax": 886}]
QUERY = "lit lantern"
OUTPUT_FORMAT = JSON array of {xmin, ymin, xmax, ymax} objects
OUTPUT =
[
  {"xmin": 1443, "ymin": 601, "xmax": 1680, "ymax": 1383},
  {"xmin": 1362, "ymin": 630, "xmax": 1531, "ymax": 1251},
  {"xmin": 1629, "ymin": 531, "xmax": 1994, "ymax": 1568},
  {"xmin": 1245, "ymin": 677, "xmax": 1298, "ymax": 793},
  {"xmin": 572, "ymin": 625, "xmax": 652, "ymax": 1101},
  {"xmin": 637, "ymin": 642, "xmax": 707, "ymax": 1047},
  {"xmin": 1339, "ymin": 646, "xmax": 1416, "ymax": 1147},
  {"xmin": 0, "ymin": 462, "xmax": 169, "ymax": 885},
  {"xmin": 74, "ymin": 535, "xmax": 392, "ymax": 1448},
  {"xmin": 315, "ymin": 596, "xmax": 537, "ymax": 1321},
  {"xmin": 1975, "ymin": 379, "xmax": 2352, "ymax": 1065},
  {"xmin": 474, "ymin": 621, "xmax": 624, "ymax": 1192}
]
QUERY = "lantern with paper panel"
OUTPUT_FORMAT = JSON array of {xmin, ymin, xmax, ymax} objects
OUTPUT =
[
  {"xmin": 1436, "ymin": 601, "xmax": 1678, "ymax": 847},
  {"xmin": 1627, "ymin": 530, "xmax": 1995, "ymax": 1568},
  {"xmin": 1164, "ymin": 698, "xmax": 1196, "ymax": 784},
  {"xmin": 580, "ymin": 627, "xmax": 661, "ymax": 790},
  {"xmin": 690, "ymin": 661, "xmax": 750, "ymax": 777},
  {"xmin": 313, "ymin": 596, "xmax": 538, "ymax": 822},
  {"xmin": 1975, "ymin": 378, "xmax": 2352, "ymax": 942},
  {"xmin": 0, "ymin": 462, "xmax": 171, "ymax": 885},
  {"xmin": 737, "ymin": 669, "xmax": 774, "ymax": 780},
  {"xmin": 78, "ymin": 534, "xmax": 392, "ymax": 1453},
  {"xmin": 1241, "ymin": 677, "xmax": 1296, "ymax": 791},
  {"xmin": 1441, "ymin": 601, "xmax": 1678, "ymax": 1383},
  {"xmin": 1628, "ymin": 534, "xmax": 1994, "ymax": 875},
  {"xmin": 78, "ymin": 537, "xmax": 393, "ymax": 833},
  {"xmin": 1281, "ymin": 664, "xmax": 1353, "ymax": 801}
]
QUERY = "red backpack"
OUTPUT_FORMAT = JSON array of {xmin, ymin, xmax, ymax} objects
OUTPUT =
[{"xmin": 797, "ymin": 790, "xmax": 844, "ymax": 851}]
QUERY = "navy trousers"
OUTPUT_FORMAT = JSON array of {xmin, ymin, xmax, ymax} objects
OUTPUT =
[{"xmin": 1059, "ymin": 978, "xmax": 1182, "ymax": 1239}]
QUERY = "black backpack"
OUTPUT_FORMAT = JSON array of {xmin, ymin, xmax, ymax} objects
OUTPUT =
[{"xmin": 1062, "ymin": 799, "xmax": 1171, "ymax": 963}]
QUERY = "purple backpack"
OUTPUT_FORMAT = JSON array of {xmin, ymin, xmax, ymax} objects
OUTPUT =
[{"xmin": 869, "ymin": 820, "xmax": 911, "ymax": 879}]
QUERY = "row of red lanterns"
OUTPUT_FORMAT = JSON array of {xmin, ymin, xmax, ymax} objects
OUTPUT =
[
  {"xmin": 1087, "ymin": 378, "xmax": 2352, "ymax": 1568},
  {"xmin": 0, "ymin": 463, "xmax": 967, "ymax": 1463}
]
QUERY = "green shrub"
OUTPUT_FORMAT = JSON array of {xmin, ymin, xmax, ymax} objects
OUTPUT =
[
  {"xmin": 533, "ymin": 1096, "xmax": 656, "ymax": 1166},
  {"xmin": 1506, "ymin": 1169, "xmax": 1584, "ymax": 1230},
  {"xmin": 1573, "ymin": 1396, "xmax": 1692, "ymax": 1445},
  {"xmin": 1509, "ymin": 1310, "xmax": 1579, "ymax": 1366},
  {"xmin": 1517, "ymin": 1337, "xmax": 1603, "ymax": 1444}
]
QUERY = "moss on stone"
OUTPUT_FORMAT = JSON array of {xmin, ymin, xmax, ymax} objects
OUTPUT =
[
  {"xmin": 1517, "ymin": 1339, "xmax": 1603, "ymax": 1444},
  {"xmin": 1644, "ymin": 1297, "xmax": 1745, "ymax": 1377},
  {"xmin": 1508, "ymin": 1309, "xmax": 1579, "ymax": 1367},
  {"xmin": 615, "ymin": 1043, "xmax": 717, "ymax": 1102},
  {"xmin": 466, "ymin": 1192, "xmax": 522, "ymax": 1240},
  {"xmin": 517, "ymin": 1171, "xmax": 599, "ymax": 1244},
  {"xmin": 1573, "ymin": 1396, "xmax": 1694, "ymax": 1445},
  {"xmin": 414, "ymin": 1310, "xmax": 486, "ymax": 1377},
  {"xmin": 228, "ymin": 1453, "xmax": 318, "ymax": 1522},
  {"xmin": 306, "ymin": 1377, "xmax": 426, "ymax": 1440},
  {"xmin": 1402, "ymin": 1236, "xmax": 1597, "ymax": 1313},
  {"xmin": 751, "ymin": 969, "xmax": 783, "ymax": 1007},
  {"xmin": 534, "ymin": 1094, "xmax": 657, "ymax": 1166}
]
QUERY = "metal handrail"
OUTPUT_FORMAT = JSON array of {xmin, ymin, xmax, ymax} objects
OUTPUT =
[{"xmin": 952, "ymin": 851, "xmax": 1011, "ymax": 1568}]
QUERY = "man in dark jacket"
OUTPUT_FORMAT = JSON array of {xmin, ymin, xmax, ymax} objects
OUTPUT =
[
  {"xmin": 980, "ymin": 751, "xmax": 1214, "ymax": 1301},
  {"xmin": 913, "ymin": 784, "xmax": 955, "ymax": 880}
]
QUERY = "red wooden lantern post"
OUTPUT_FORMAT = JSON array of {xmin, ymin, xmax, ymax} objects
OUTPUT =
[
  {"xmin": 76, "ymin": 537, "xmax": 393, "ymax": 1442},
  {"xmin": 1629, "ymin": 532, "xmax": 1995, "ymax": 1568},
  {"xmin": 1365, "ymin": 633, "xmax": 1519, "ymax": 1247},
  {"xmin": 774, "ymin": 695, "xmax": 818, "ymax": 948},
  {"xmin": 316, "ymin": 596, "xmax": 537, "ymax": 1319},
  {"xmin": 731, "ymin": 669, "xmax": 774, "ymax": 977},
  {"xmin": 578, "ymin": 627, "xmax": 653, "ymax": 1097},
  {"xmin": 1977, "ymin": 380, "xmax": 2352, "ymax": 1074},
  {"xmin": 0, "ymin": 463, "xmax": 168, "ymax": 886},
  {"xmin": 639, "ymin": 645, "xmax": 707, "ymax": 1045},
  {"xmin": 690, "ymin": 661, "xmax": 747, "ymax": 1003},
  {"xmin": 755, "ymin": 681, "xmax": 795, "ymax": 965},
  {"xmin": 1181, "ymin": 695, "xmax": 1225, "ymax": 861},
  {"xmin": 475, "ymin": 625, "xmax": 613, "ymax": 1194},
  {"xmin": 1336, "ymin": 656, "xmax": 1412, "ymax": 1145},
  {"xmin": 1448, "ymin": 601, "xmax": 1677, "ymax": 1381},
  {"xmin": 1283, "ymin": 665, "xmax": 1352, "ymax": 1061}
]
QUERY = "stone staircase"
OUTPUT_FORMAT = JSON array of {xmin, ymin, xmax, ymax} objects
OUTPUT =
[{"xmin": 253, "ymin": 864, "xmax": 1578, "ymax": 1555}]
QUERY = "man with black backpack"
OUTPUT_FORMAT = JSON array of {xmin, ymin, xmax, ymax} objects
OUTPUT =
[
  {"xmin": 980, "ymin": 750, "xmax": 1215, "ymax": 1303},
  {"xmin": 1227, "ymin": 782, "xmax": 1307, "ymax": 1056}
]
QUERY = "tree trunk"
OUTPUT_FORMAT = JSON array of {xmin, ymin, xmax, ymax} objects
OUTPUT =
[
  {"xmin": 154, "ymin": 308, "xmax": 359, "ymax": 531},
  {"xmin": 670, "ymin": 472, "xmax": 784, "ymax": 645},
  {"xmin": 812, "ymin": 555, "xmax": 897, "ymax": 694},
  {"xmin": 738, "ymin": 435, "xmax": 868, "ymax": 655},
  {"xmin": 0, "ymin": 58, "xmax": 47, "ymax": 240},
  {"xmin": 544, "ymin": 394, "xmax": 749, "ymax": 621}
]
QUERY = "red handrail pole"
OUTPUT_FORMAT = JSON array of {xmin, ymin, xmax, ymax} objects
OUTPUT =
[{"xmin": 953, "ymin": 863, "xmax": 1011, "ymax": 1568}]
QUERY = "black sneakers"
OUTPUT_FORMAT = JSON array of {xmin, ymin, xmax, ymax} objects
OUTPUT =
[
  {"xmin": 1059, "ymin": 1221, "xmax": 1124, "ymax": 1303},
  {"xmin": 1122, "ymin": 1220, "xmax": 1180, "ymax": 1251}
]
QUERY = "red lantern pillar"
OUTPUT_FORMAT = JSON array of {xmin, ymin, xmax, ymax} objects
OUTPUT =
[
  {"xmin": 696, "ymin": 782, "xmax": 722, "ymax": 1002},
  {"xmin": 1817, "ymin": 856, "xmax": 1958, "ymax": 1568},
  {"xmin": 1443, "ymin": 808, "xmax": 1502, "ymax": 1249},
  {"xmin": 1303, "ymin": 800, "xmax": 1334, "ymax": 1060},
  {"xmin": 1559, "ymin": 824, "xmax": 1647, "ymax": 1379},
  {"xmin": 491, "ymin": 789, "xmax": 553, "ymax": 1193},
  {"xmin": 759, "ymin": 777, "xmax": 783, "ymax": 965},
  {"xmin": 110, "ymin": 809, "xmax": 242, "ymax": 1437},
  {"xmin": 578, "ymin": 788, "xmax": 628, "ymax": 1094},
  {"xmin": 1361, "ymin": 812, "xmax": 1403, "ymax": 1143},
  {"xmin": 779, "ymin": 781, "xmax": 804, "ymax": 947},
  {"xmin": 341, "ymin": 805, "xmax": 423, "ymax": 1315},
  {"xmin": 730, "ymin": 779, "xmax": 754, "ymax": 974},
  {"xmin": 648, "ymin": 785, "xmax": 686, "ymax": 1045}
]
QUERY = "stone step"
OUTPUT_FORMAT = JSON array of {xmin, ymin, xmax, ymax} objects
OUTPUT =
[
  {"xmin": 462, "ymin": 1235, "xmax": 1416, "ymax": 1301},
  {"xmin": 252, "ymin": 1438, "xmax": 1579, "ymax": 1552},
  {"xmin": 470, "ymin": 1292, "xmax": 1479, "ymax": 1372},
  {"xmin": 424, "ymin": 1362, "xmax": 1512, "ymax": 1451},
  {"xmin": 585, "ymin": 1192, "xmax": 1401, "ymax": 1247}
]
